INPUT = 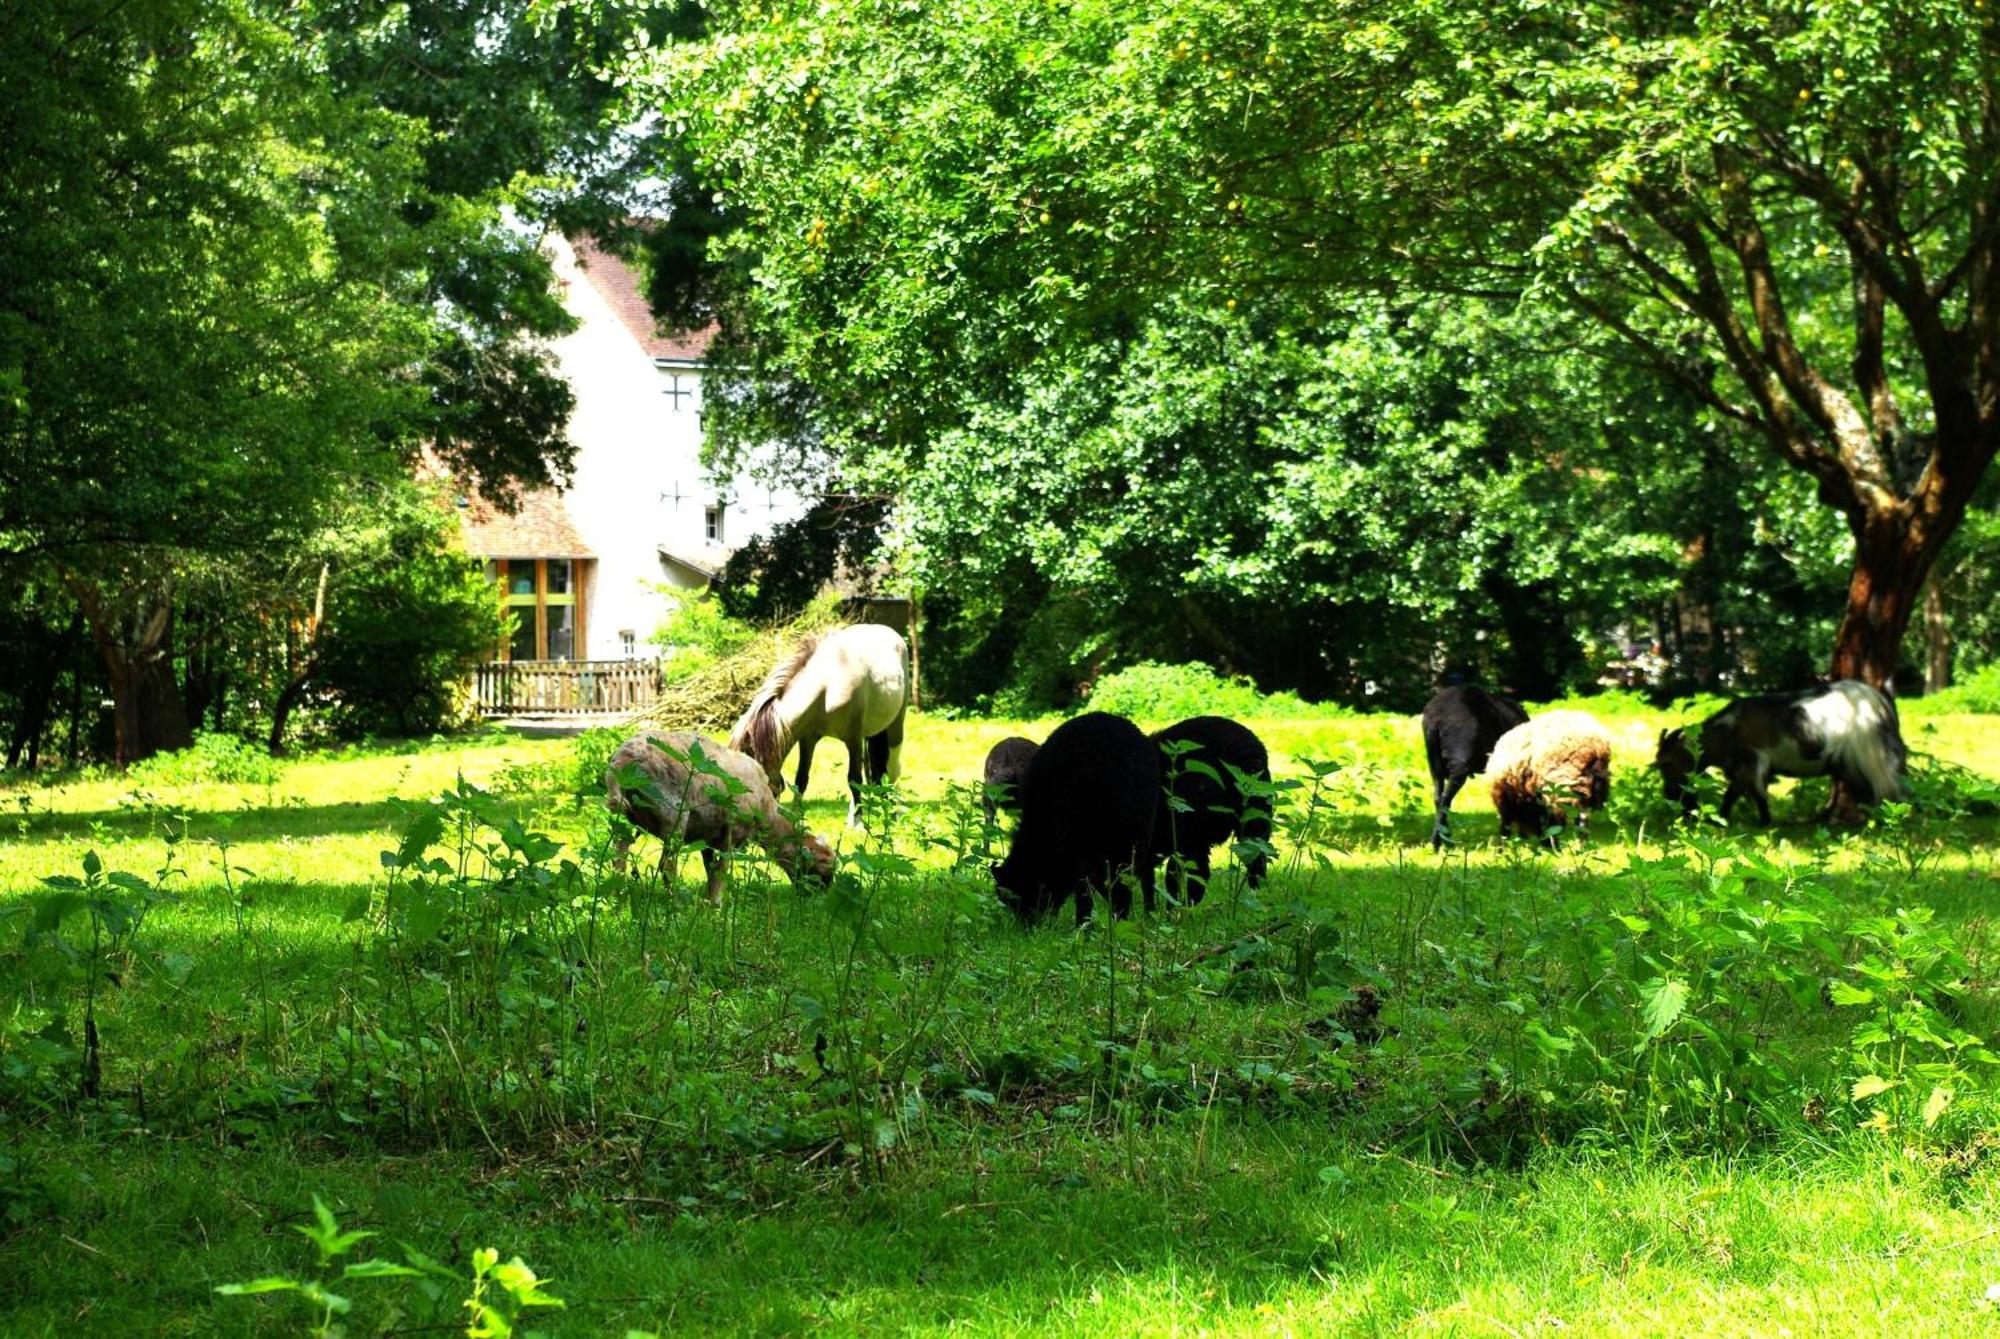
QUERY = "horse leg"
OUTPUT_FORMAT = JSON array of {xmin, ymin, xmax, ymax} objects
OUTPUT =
[
  {"xmin": 1185, "ymin": 848, "xmax": 1212, "ymax": 906},
  {"xmin": 793, "ymin": 736, "xmax": 817, "ymax": 803},
  {"xmin": 845, "ymin": 733, "xmax": 867, "ymax": 829},
  {"xmin": 1109, "ymin": 862, "xmax": 1135, "ymax": 919},
  {"xmin": 881, "ymin": 709, "xmax": 906, "ymax": 783},
  {"xmin": 1432, "ymin": 772, "xmax": 1468, "ymax": 849},
  {"xmin": 700, "ymin": 845, "xmax": 728, "ymax": 906}
]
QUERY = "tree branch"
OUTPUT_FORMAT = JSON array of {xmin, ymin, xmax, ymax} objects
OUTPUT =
[{"xmin": 1711, "ymin": 159, "xmax": 1892, "ymax": 509}]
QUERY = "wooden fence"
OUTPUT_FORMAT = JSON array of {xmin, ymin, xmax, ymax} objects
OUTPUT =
[{"xmin": 474, "ymin": 660, "xmax": 660, "ymax": 716}]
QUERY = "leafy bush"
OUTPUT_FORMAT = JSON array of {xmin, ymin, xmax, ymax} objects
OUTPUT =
[
  {"xmin": 1086, "ymin": 661, "xmax": 1344, "ymax": 722},
  {"xmin": 649, "ymin": 586, "xmax": 760, "ymax": 684},
  {"xmin": 1923, "ymin": 661, "xmax": 2000, "ymax": 714},
  {"xmin": 127, "ymin": 732, "xmax": 282, "ymax": 786},
  {"xmin": 316, "ymin": 514, "xmax": 502, "ymax": 739}
]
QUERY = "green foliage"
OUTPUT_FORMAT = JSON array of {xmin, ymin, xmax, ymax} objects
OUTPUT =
[
  {"xmin": 1925, "ymin": 662, "xmax": 2000, "ymax": 715},
  {"xmin": 717, "ymin": 494, "xmax": 891, "ymax": 625},
  {"xmin": 216, "ymin": 1192, "xmax": 564, "ymax": 1338},
  {"xmin": 649, "ymin": 588, "xmax": 760, "ymax": 684},
  {"xmin": 634, "ymin": 0, "xmax": 2000, "ymax": 692},
  {"xmin": 2, "ymin": 842, "xmax": 181, "ymax": 1109},
  {"xmin": 631, "ymin": 4, "xmax": 1874, "ymax": 703},
  {"xmin": 1837, "ymin": 906, "xmax": 1998, "ymax": 1138},
  {"xmin": 1086, "ymin": 661, "xmax": 1337, "ymax": 722},
  {"xmin": 0, "ymin": 0, "xmax": 645, "ymax": 763},
  {"xmin": 127, "ymin": 734, "xmax": 283, "ymax": 788},
  {"xmin": 314, "ymin": 507, "xmax": 504, "ymax": 739}
]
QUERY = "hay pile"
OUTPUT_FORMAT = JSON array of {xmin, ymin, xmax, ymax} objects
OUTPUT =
[{"xmin": 634, "ymin": 600, "xmax": 847, "ymax": 736}]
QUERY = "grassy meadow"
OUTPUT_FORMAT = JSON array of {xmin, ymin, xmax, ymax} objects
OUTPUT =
[{"xmin": 3, "ymin": 699, "xmax": 2000, "ymax": 1335}]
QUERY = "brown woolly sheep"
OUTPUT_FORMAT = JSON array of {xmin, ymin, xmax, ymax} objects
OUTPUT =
[
  {"xmin": 1486, "ymin": 711, "xmax": 1613, "ymax": 841},
  {"xmin": 605, "ymin": 731, "xmax": 836, "ymax": 902}
]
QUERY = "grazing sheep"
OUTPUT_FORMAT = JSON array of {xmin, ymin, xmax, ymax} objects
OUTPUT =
[
  {"xmin": 981, "ymin": 736, "xmax": 1039, "ymax": 824},
  {"xmin": 1655, "ymin": 679, "xmax": 1907, "ymax": 825},
  {"xmin": 994, "ymin": 712, "xmax": 1159, "ymax": 925},
  {"xmin": 1149, "ymin": 715, "xmax": 1274, "ymax": 904},
  {"xmin": 1486, "ymin": 711, "xmax": 1613, "ymax": 841},
  {"xmin": 1421, "ymin": 686, "xmax": 1529, "ymax": 848},
  {"xmin": 605, "ymin": 731, "xmax": 836, "ymax": 902}
]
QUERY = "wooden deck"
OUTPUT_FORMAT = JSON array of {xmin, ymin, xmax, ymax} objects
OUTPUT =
[{"xmin": 473, "ymin": 660, "xmax": 660, "ymax": 716}]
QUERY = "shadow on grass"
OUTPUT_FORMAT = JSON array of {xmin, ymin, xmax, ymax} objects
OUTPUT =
[
  {"xmin": 4, "ymin": 1121, "xmax": 1992, "ymax": 1336},
  {"xmin": 7, "ymin": 793, "xmax": 566, "ymax": 847}
]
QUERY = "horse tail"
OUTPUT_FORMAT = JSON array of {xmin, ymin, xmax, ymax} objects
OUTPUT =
[{"xmin": 1818, "ymin": 680, "xmax": 1908, "ymax": 803}]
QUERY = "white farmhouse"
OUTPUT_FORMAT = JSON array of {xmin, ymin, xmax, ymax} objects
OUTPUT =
[{"xmin": 458, "ymin": 234, "xmax": 812, "ymax": 669}]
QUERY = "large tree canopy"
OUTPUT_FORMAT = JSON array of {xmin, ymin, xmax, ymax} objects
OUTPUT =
[
  {"xmin": 639, "ymin": 0, "xmax": 1998, "ymax": 691},
  {"xmin": 0, "ymin": 0, "xmax": 640, "ymax": 760}
]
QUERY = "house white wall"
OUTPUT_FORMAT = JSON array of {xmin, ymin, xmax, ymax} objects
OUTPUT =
[{"xmin": 545, "ymin": 236, "xmax": 810, "ymax": 660}]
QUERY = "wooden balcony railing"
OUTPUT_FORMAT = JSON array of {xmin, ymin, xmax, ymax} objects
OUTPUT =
[{"xmin": 474, "ymin": 659, "xmax": 660, "ymax": 716}]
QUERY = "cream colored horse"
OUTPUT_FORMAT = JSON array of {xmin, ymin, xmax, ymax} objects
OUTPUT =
[{"xmin": 729, "ymin": 623, "xmax": 909, "ymax": 827}]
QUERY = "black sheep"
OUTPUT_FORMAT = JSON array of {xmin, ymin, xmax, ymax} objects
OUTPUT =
[
  {"xmin": 994, "ymin": 712, "xmax": 1159, "ymax": 925},
  {"xmin": 980, "ymin": 735, "xmax": 1039, "ymax": 824},
  {"xmin": 1149, "ymin": 715, "xmax": 1274, "ymax": 905},
  {"xmin": 1421, "ymin": 686, "xmax": 1529, "ymax": 848}
]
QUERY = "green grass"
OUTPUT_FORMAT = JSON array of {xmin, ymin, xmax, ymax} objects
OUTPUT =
[{"xmin": 3, "ymin": 701, "xmax": 1999, "ymax": 1335}]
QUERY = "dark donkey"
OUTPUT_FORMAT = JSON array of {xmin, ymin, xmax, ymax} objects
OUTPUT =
[
  {"xmin": 1655, "ymin": 679, "xmax": 1908, "ymax": 825},
  {"xmin": 1421, "ymin": 686, "xmax": 1529, "ymax": 847}
]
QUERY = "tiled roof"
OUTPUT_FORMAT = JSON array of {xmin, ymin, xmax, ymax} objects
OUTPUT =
[
  {"xmin": 569, "ymin": 235, "xmax": 717, "ymax": 363},
  {"xmin": 658, "ymin": 543, "xmax": 736, "ymax": 582},
  {"xmin": 457, "ymin": 486, "xmax": 593, "ymax": 559}
]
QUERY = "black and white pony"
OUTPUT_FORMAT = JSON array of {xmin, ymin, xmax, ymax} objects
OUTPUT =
[{"xmin": 1654, "ymin": 679, "xmax": 1908, "ymax": 825}]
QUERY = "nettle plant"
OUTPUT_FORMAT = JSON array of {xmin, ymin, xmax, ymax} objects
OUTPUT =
[
  {"xmin": 216, "ymin": 1194, "xmax": 570, "ymax": 1338},
  {"xmin": 1836, "ymin": 906, "xmax": 1999, "ymax": 1138},
  {"xmin": 1493, "ymin": 828, "xmax": 1999, "ymax": 1147},
  {"xmin": 2, "ymin": 839, "xmax": 183, "ymax": 1108},
  {"xmin": 347, "ymin": 778, "xmax": 616, "ymax": 1137}
]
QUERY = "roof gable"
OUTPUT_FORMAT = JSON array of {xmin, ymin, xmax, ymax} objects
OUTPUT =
[{"xmin": 569, "ymin": 235, "xmax": 717, "ymax": 364}]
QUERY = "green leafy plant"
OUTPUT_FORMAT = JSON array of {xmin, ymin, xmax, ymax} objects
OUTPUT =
[
  {"xmin": 126, "ymin": 732, "xmax": 283, "ymax": 787},
  {"xmin": 1836, "ymin": 906, "xmax": 1999, "ymax": 1138},
  {"xmin": 216, "ymin": 1194, "xmax": 564, "ymax": 1338},
  {"xmin": 1086, "ymin": 661, "xmax": 1341, "ymax": 722}
]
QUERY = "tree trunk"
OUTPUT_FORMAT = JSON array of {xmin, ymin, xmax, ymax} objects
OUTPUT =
[
  {"xmin": 1923, "ymin": 571, "xmax": 1950, "ymax": 695},
  {"xmin": 102, "ymin": 646, "xmax": 194, "ymax": 765},
  {"xmin": 1824, "ymin": 508, "xmax": 1952, "ymax": 822},
  {"xmin": 72, "ymin": 575, "xmax": 194, "ymax": 766},
  {"xmin": 268, "ymin": 673, "xmax": 312, "ymax": 756},
  {"xmin": 7, "ymin": 612, "xmax": 81, "ymax": 769},
  {"xmin": 268, "ymin": 562, "xmax": 331, "ymax": 756},
  {"xmin": 1827, "ymin": 513, "xmax": 1939, "ymax": 690}
]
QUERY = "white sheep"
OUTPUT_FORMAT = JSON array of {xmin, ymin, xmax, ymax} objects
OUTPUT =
[
  {"xmin": 1487, "ymin": 710, "xmax": 1613, "ymax": 841},
  {"xmin": 605, "ymin": 731, "xmax": 836, "ymax": 902}
]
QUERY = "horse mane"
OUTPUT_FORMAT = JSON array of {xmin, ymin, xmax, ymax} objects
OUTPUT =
[{"xmin": 728, "ymin": 634, "xmax": 821, "ymax": 768}]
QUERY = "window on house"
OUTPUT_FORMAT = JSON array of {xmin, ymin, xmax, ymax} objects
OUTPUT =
[
  {"xmin": 619, "ymin": 629, "xmax": 637, "ymax": 659},
  {"xmin": 663, "ymin": 375, "xmax": 697, "ymax": 411},
  {"xmin": 704, "ymin": 505, "xmax": 724, "ymax": 544},
  {"xmin": 493, "ymin": 558, "xmax": 585, "ymax": 662}
]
